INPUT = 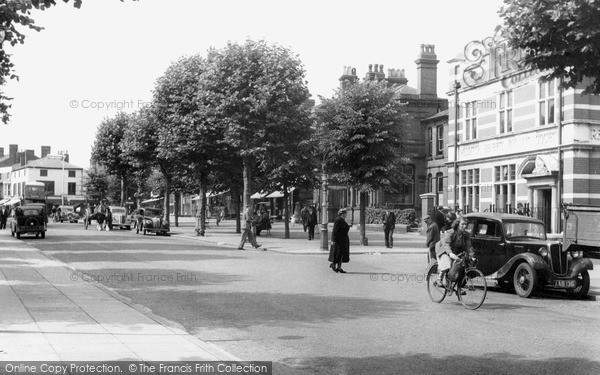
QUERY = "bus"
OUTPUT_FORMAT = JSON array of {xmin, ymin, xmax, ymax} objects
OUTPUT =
[{"xmin": 23, "ymin": 182, "xmax": 47, "ymax": 206}]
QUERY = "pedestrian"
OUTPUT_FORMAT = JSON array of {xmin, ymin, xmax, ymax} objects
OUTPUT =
[
  {"xmin": 515, "ymin": 203, "xmax": 525, "ymax": 215},
  {"xmin": 306, "ymin": 205, "xmax": 318, "ymax": 240},
  {"xmin": 382, "ymin": 209, "xmax": 396, "ymax": 248},
  {"xmin": 136, "ymin": 208, "xmax": 144, "ymax": 234},
  {"xmin": 238, "ymin": 204, "xmax": 262, "ymax": 250},
  {"xmin": 424, "ymin": 214, "xmax": 440, "ymax": 263},
  {"xmin": 106, "ymin": 206, "xmax": 113, "ymax": 230},
  {"xmin": 328, "ymin": 208, "xmax": 351, "ymax": 273},
  {"xmin": 301, "ymin": 205, "xmax": 309, "ymax": 232},
  {"xmin": 0, "ymin": 205, "xmax": 7, "ymax": 229},
  {"xmin": 215, "ymin": 207, "xmax": 222, "ymax": 226}
]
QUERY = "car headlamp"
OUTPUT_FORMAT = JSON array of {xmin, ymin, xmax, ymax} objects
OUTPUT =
[
  {"xmin": 570, "ymin": 251, "xmax": 583, "ymax": 259},
  {"xmin": 538, "ymin": 247, "xmax": 548, "ymax": 257}
]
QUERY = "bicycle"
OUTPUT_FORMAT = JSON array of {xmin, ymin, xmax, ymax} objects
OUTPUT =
[{"xmin": 426, "ymin": 253, "xmax": 487, "ymax": 310}]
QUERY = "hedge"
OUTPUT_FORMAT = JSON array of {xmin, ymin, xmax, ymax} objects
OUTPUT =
[{"xmin": 361, "ymin": 207, "xmax": 418, "ymax": 227}]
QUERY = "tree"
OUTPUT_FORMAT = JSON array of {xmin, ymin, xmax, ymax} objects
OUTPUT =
[
  {"xmin": 498, "ymin": 0, "xmax": 600, "ymax": 94},
  {"xmin": 0, "ymin": 0, "xmax": 133, "ymax": 123},
  {"xmin": 315, "ymin": 79, "xmax": 410, "ymax": 245},
  {"xmin": 201, "ymin": 39, "xmax": 312, "ymax": 208},
  {"xmin": 91, "ymin": 112, "xmax": 133, "ymax": 206},
  {"xmin": 82, "ymin": 164, "xmax": 109, "ymax": 204}
]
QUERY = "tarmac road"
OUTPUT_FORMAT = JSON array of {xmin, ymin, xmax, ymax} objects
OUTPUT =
[{"xmin": 21, "ymin": 222, "xmax": 600, "ymax": 374}]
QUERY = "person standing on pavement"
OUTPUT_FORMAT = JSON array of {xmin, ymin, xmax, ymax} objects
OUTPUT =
[
  {"xmin": 0, "ymin": 205, "xmax": 7, "ymax": 229},
  {"xmin": 306, "ymin": 205, "xmax": 318, "ymax": 240},
  {"xmin": 328, "ymin": 208, "xmax": 351, "ymax": 273},
  {"xmin": 382, "ymin": 210, "xmax": 396, "ymax": 248},
  {"xmin": 238, "ymin": 204, "xmax": 261, "ymax": 250},
  {"xmin": 425, "ymin": 214, "xmax": 440, "ymax": 263},
  {"xmin": 136, "ymin": 208, "xmax": 145, "ymax": 234}
]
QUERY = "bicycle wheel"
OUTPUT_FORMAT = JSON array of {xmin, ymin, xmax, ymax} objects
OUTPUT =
[
  {"xmin": 427, "ymin": 263, "xmax": 447, "ymax": 303},
  {"xmin": 458, "ymin": 268, "xmax": 487, "ymax": 310}
]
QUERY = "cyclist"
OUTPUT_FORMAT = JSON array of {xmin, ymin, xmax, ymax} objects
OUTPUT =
[{"xmin": 435, "ymin": 216, "xmax": 474, "ymax": 288}]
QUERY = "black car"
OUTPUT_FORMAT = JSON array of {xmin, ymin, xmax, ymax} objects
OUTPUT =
[
  {"xmin": 9, "ymin": 205, "xmax": 47, "ymax": 239},
  {"xmin": 464, "ymin": 213, "xmax": 593, "ymax": 299}
]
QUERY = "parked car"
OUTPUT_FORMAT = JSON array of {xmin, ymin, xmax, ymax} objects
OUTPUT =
[
  {"xmin": 141, "ymin": 207, "xmax": 169, "ymax": 236},
  {"xmin": 108, "ymin": 206, "xmax": 131, "ymax": 230},
  {"xmin": 463, "ymin": 212, "xmax": 593, "ymax": 299},
  {"xmin": 58, "ymin": 205, "xmax": 78, "ymax": 223},
  {"xmin": 9, "ymin": 205, "xmax": 47, "ymax": 239}
]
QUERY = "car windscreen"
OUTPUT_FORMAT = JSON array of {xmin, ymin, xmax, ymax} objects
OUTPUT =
[
  {"xmin": 22, "ymin": 209, "xmax": 42, "ymax": 216},
  {"xmin": 145, "ymin": 210, "xmax": 162, "ymax": 217},
  {"xmin": 504, "ymin": 220, "xmax": 547, "ymax": 240}
]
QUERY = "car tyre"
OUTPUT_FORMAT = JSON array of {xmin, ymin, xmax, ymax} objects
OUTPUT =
[
  {"xmin": 513, "ymin": 262, "xmax": 537, "ymax": 298},
  {"xmin": 41, "ymin": 231, "xmax": 45, "ymax": 239},
  {"xmin": 11, "ymin": 226, "xmax": 15, "ymax": 237},
  {"xmin": 143, "ymin": 229, "xmax": 147, "ymax": 235},
  {"xmin": 567, "ymin": 270, "xmax": 590, "ymax": 299},
  {"xmin": 16, "ymin": 232, "xmax": 20, "ymax": 239}
]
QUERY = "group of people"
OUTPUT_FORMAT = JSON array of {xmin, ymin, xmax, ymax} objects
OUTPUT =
[{"xmin": 424, "ymin": 206, "xmax": 474, "ymax": 289}]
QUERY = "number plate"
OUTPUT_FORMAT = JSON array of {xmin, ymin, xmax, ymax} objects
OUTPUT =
[
  {"xmin": 554, "ymin": 280, "xmax": 576, "ymax": 288},
  {"xmin": 22, "ymin": 226, "xmax": 42, "ymax": 231}
]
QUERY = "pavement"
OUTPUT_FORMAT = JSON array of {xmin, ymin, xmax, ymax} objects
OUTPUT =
[{"xmin": 0, "ymin": 217, "xmax": 423, "ymax": 362}]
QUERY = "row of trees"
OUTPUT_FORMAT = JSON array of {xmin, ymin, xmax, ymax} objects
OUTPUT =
[{"xmin": 89, "ymin": 39, "xmax": 412, "ymax": 242}]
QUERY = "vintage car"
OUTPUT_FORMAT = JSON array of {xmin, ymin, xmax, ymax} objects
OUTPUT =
[
  {"xmin": 141, "ymin": 207, "xmax": 170, "ymax": 236},
  {"xmin": 9, "ymin": 205, "xmax": 47, "ymax": 239},
  {"xmin": 463, "ymin": 212, "xmax": 593, "ymax": 299},
  {"xmin": 58, "ymin": 205, "xmax": 78, "ymax": 223},
  {"xmin": 108, "ymin": 206, "xmax": 132, "ymax": 230}
]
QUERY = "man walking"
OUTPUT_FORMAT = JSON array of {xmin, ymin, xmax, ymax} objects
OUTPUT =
[
  {"xmin": 238, "ymin": 204, "xmax": 261, "ymax": 250},
  {"xmin": 383, "ymin": 210, "xmax": 396, "ymax": 248},
  {"xmin": 425, "ymin": 214, "xmax": 440, "ymax": 263}
]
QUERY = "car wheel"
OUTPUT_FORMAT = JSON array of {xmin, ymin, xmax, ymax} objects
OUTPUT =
[
  {"xmin": 16, "ymin": 232, "xmax": 20, "ymax": 239},
  {"xmin": 41, "ymin": 231, "xmax": 45, "ymax": 239},
  {"xmin": 143, "ymin": 229, "xmax": 147, "ymax": 235},
  {"xmin": 513, "ymin": 262, "xmax": 537, "ymax": 298},
  {"xmin": 567, "ymin": 270, "xmax": 590, "ymax": 299},
  {"xmin": 11, "ymin": 226, "xmax": 15, "ymax": 237}
]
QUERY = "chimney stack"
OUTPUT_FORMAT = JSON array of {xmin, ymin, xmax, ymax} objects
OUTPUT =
[
  {"xmin": 415, "ymin": 44, "xmax": 439, "ymax": 98},
  {"xmin": 386, "ymin": 68, "xmax": 408, "ymax": 86},
  {"xmin": 41, "ymin": 145, "xmax": 51, "ymax": 158},
  {"xmin": 9, "ymin": 144, "xmax": 18, "ymax": 164},
  {"xmin": 339, "ymin": 66, "xmax": 358, "ymax": 90},
  {"xmin": 25, "ymin": 149, "xmax": 35, "ymax": 165},
  {"xmin": 0, "ymin": 147, "xmax": 4, "ymax": 157}
]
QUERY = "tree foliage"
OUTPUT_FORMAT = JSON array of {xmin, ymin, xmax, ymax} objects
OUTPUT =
[
  {"xmin": 499, "ymin": 0, "xmax": 600, "ymax": 94},
  {"xmin": 201, "ymin": 39, "xmax": 312, "ymax": 207},
  {"xmin": 316, "ymin": 79, "xmax": 410, "ymax": 244}
]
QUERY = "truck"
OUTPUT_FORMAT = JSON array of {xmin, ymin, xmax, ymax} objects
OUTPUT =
[{"xmin": 563, "ymin": 204, "xmax": 600, "ymax": 260}]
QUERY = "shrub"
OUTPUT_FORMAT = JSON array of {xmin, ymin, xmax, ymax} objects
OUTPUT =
[{"xmin": 363, "ymin": 207, "xmax": 418, "ymax": 226}]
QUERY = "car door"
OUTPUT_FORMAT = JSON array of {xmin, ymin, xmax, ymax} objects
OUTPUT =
[{"xmin": 469, "ymin": 218, "xmax": 506, "ymax": 275}]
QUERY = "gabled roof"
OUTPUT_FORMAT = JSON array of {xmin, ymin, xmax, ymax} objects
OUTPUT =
[
  {"xmin": 14, "ymin": 156, "xmax": 82, "ymax": 170},
  {"xmin": 424, "ymin": 109, "xmax": 449, "ymax": 121}
]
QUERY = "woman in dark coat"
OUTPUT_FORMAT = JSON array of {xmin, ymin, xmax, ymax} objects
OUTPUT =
[{"xmin": 328, "ymin": 208, "xmax": 351, "ymax": 273}]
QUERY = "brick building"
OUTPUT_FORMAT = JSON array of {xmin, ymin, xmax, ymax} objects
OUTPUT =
[{"xmin": 441, "ymin": 34, "xmax": 600, "ymax": 233}]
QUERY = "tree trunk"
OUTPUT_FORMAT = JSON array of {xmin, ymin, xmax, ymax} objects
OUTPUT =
[
  {"xmin": 283, "ymin": 182, "xmax": 290, "ymax": 239},
  {"xmin": 174, "ymin": 192, "xmax": 180, "ymax": 228},
  {"xmin": 120, "ymin": 175, "xmax": 125, "ymax": 207},
  {"xmin": 199, "ymin": 183, "xmax": 207, "ymax": 236},
  {"xmin": 242, "ymin": 156, "xmax": 252, "ymax": 209},
  {"xmin": 359, "ymin": 191, "xmax": 368, "ymax": 246},
  {"xmin": 160, "ymin": 165, "xmax": 171, "ymax": 229},
  {"xmin": 232, "ymin": 186, "xmax": 241, "ymax": 234}
]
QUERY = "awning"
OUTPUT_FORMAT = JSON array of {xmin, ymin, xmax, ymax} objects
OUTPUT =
[
  {"xmin": 5, "ymin": 197, "xmax": 22, "ymax": 206},
  {"xmin": 265, "ymin": 187, "xmax": 295, "ymax": 198},
  {"xmin": 251, "ymin": 192, "xmax": 268, "ymax": 199},
  {"xmin": 141, "ymin": 197, "xmax": 162, "ymax": 204}
]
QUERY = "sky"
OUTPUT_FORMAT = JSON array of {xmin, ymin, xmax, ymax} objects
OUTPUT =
[{"xmin": 1, "ymin": 0, "xmax": 506, "ymax": 169}]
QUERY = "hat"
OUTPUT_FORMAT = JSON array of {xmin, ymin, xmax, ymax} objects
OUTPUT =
[
  {"xmin": 424, "ymin": 215, "xmax": 431, "ymax": 220},
  {"xmin": 338, "ymin": 208, "xmax": 347, "ymax": 215}
]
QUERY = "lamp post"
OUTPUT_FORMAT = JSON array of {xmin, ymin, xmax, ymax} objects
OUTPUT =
[
  {"xmin": 59, "ymin": 150, "xmax": 67, "ymax": 206},
  {"xmin": 320, "ymin": 165, "xmax": 329, "ymax": 251},
  {"xmin": 453, "ymin": 80, "xmax": 461, "ymax": 211}
]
